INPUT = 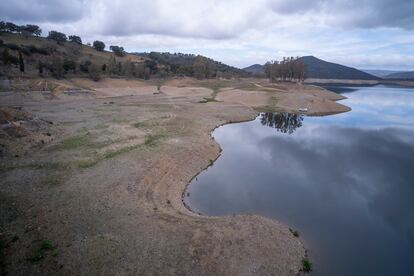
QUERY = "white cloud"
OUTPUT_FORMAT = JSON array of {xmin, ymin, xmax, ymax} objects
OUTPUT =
[{"xmin": 1, "ymin": 0, "xmax": 414, "ymax": 69}]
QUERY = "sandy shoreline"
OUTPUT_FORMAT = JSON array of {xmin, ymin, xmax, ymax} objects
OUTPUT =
[{"xmin": 0, "ymin": 77, "xmax": 348, "ymax": 275}]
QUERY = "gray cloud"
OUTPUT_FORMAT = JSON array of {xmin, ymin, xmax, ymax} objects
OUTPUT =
[
  {"xmin": 0, "ymin": 0, "xmax": 87, "ymax": 23},
  {"xmin": 0, "ymin": 0, "xmax": 413, "ymax": 69},
  {"xmin": 268, "ymin": 0, "xmax": 414, "ymax": 30},
  {"xmin": 96, "ymin": 0, "xmax": 266, "ymax": 39}
]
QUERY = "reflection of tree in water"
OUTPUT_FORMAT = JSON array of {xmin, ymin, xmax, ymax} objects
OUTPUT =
[{"xmin": 259, "ymin": 112, "xmax": 304, "ymax": 134}]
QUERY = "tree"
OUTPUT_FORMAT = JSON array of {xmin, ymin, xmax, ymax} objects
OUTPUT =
[
  {"xmin": 0, "ymin": 21, "xmax": 6, "ymax": 32},
  {"xmin": 109, "ymin": 45, "xmax": 126, "ymax": 57},
  {"xmin": 93, "ymin": 40, "xmax": 105, "ymax": 51},
  {"xmin": 21, "ymin": 24, "xmax": 41, "ymax": 36},
  {"xmin": 145, "ymin": 59, "xmax": 157, "ymax": 74},
  {"xmin": 260, "ymin": 112, "xmax": 303, "ymax": 134},
  {"xmin": 47, "ymin": 31, "xmax": 67, "ymax": 43},
  {"xmin": 38, "ymin": 61, "xmax": 44, "ymax": 76},
  {"xmin": 18, "ymin": 51, "xmax": 24, "ymax": 72},
  {"xmin": 108, "ymin": 55, "xmax": 117, "ymax": 75},
  {"xmin": 265, "ymin": 57, "xmax": 307, "ymax": 82},
  {"xmin": 68, "ymin": 35, "xmax": 82, "ymax": 44},
  {"xmin": 5, "ymin": 22, "xmax": 19, "ymax": 33},
  {"xmin": 193, "ymin": 56, "xmax": 210, "ymax": 79},
  {"xmin": 49, "ymin": 56, "xmax": 65, "ymax": 78}
]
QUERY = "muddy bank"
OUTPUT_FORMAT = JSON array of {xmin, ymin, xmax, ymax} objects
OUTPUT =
[{"xmin": 0, "ymin": 77, "xmax": 347, "ymax": 275}]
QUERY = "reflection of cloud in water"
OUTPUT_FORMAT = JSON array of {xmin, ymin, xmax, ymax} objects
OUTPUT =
[{"xmin": 187, "ymin": 85, "xmax": 414, "ymax": 275}]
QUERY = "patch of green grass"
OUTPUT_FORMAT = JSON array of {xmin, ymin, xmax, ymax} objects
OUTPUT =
[
  {"xmin": 75, "ymin": 144, "xmax": 141, "ymax": 169},
  {"xmin": 43, "ymin": 174, "xmax": 62, "ymax": 186},
  {"xmin": 26, "ymin": 162, "xmax": 62, "ymax": 170},
  {"xmin": 58, "ymin": 133, "xmax": 95, "ymax": 150},
  {"xmin": 133, "ymin": 122, "xmax": 146, "ymax": 128},
  {"xmin": 0, "ymin": 162, "xmax": 63, "ymax": 173},
  {"xmin": 76, "ymin": 159, "xmax": 99, "ymax": 169},
  {"xmin": 302, "ymin": 258, "xmax": 312, "ymax": 273},
  {"xmin": 28, "ymin": 240, "xmax": 56, "ymax": 262},
  {"xmin": 94, "ymin": 124, "xmax": 109, "ymax": 130},
  {"xmin": 144, "ymin": 134, "xmax": 165, "ymax": 147},
  {"xmin": 102, "ymin": 144, "xmax": 141, "ymax": 159},
  {"xmin": 199, "ymin": 97, "xmax": 220, "ymax": 103}
]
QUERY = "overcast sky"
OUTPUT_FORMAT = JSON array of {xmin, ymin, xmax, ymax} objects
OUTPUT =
[{"xmin": 1, "ymin": 0, "xmax": 414, "ymax": 70}]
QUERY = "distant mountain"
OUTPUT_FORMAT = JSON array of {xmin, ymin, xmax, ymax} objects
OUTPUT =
[
  {"xmin": 383, "ymin": 71, "xmax": 414, "ymax": 80},
  {"xmin": 362, "ymin": 69, "xmax": 402, "ymax": 78},
  {"xmin": 299, "ymin": 56, "xmax": 380, "ymax": 80},
  {"xmin": 243, "ymin": 64, "xmax": 265, "ymax": 75}
]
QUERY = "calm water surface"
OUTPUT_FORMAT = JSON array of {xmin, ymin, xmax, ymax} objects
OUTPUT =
[{"xmin": 184, "ymin": 85, "xmax": 414, "ymax": 276}]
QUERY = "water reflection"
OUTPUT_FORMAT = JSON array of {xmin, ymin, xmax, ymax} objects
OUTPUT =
[
  {"xmin": 259, "ymin": 112, "xmax": 303, "ymax": 134},
  {"xmin": 185, "ymin": 85, "xmax": 414, "ymax": 276}
]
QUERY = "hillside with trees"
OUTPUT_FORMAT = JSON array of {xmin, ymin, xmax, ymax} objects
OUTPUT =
[
  {"xmin": 0, "ymin": 21, "xmax": 248, "ymax": 81},
  {"xmin": 136, "ymin": 52, "xmax": 247, "ymax": 79},
  {"xmin": 299, "ymin": 56, "xmax": 379, "ymax": 80}
]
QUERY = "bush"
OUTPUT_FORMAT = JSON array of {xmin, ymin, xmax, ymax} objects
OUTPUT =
[
  {"xmin": 63, "ymin": 59, "xmax": 77, "ymax": 72},
  {"xmin": 24, "ymin": 45, "xmax": 50, "ymax": 55},
  {"xmin": 4, "ymin": 43, "xmax": 20, "ymax": 51},
  {"xmin": 20, "ymin": 46, "xmax": 31, "ymax": 56},
  {"xmin": 1, "ymin": 49, "xmax": 19, "ymax": 65},
  {"xmin": 302, "ymin": 258, "xmax": 312, "ymax": 272},
  {"xmin": 48, "ymin": 57, "xmax": 65, "ymax": 78},
  {"xmin": 88, "ymin": 64, "xmax": 101, "ymax": 81},
  {"xmin": 79, "ymin": 60, "xmax": 92, "ymax": 73},
  {"xmin": 93, "ymin": 40, "xmax": 105, "ymax": 51}
]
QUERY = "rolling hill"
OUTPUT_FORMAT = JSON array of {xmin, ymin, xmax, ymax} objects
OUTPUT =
[
  {"xmin": 299, "ymin": 56, "xmax": 379, "ymax": 80},
  {"xmin": 383, "ymin": 71, "xmax": 414, "ymax": 80},
  {"xmin": 242, "ymin": 56, "xmax": 380, "ymax": 80},
  {"xmin": 362, "ymin": 69, "xmax": 402, "ymax": 78},
  {"xmin": 242, "ymin": 64, "xmax": 265, "ymax": 75}
]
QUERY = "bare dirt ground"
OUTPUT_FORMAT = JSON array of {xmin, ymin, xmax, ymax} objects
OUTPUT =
[{"xmin": 0, "ymin": 77, "xmax": 349, "ymax": 275}]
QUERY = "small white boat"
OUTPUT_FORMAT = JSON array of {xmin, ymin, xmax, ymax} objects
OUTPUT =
[{"xmin": 298, "ymin": 108, "xmax": 308, "ymax": 112}]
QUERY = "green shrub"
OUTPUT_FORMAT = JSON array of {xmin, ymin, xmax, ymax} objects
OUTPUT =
[{"xmin": 302, "ymin": 258, "xmax": 312, "ymax": 272}]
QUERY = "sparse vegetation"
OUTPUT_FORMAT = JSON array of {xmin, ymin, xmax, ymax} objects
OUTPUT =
[
  {"xmin": 28, "ymin": 240, "xmax": 56, "ymax": 262},
  {"xmin": 302, "ymin": 258, "xmax": 312, "ymax": 272},
  {"xmin": 144, "ymin": 133, "xmax": 165, "ymax": 147},
  {"xmin": 289, "ymin": 228, "xmax": 299, "ymax": 237}
]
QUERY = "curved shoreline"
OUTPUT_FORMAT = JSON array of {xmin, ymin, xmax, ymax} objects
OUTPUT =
[{"xmin": 1, "ymin": 78, "xmax": 349, "ymax": 275}]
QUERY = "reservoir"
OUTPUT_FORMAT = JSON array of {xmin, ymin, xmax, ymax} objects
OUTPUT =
[{"xmin": 184, "ymin": 85, "xmax": 414, "ymax": 275}]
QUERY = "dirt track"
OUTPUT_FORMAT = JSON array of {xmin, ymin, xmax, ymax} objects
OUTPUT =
[{"xmin": 0, "ymin": 77, "xmax": 349, "ymax": 275}]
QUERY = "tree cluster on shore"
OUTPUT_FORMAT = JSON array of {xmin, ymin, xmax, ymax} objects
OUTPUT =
[{"xmin": 265, "ymin": 57, "xmax": 307, "ymax": 82}]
